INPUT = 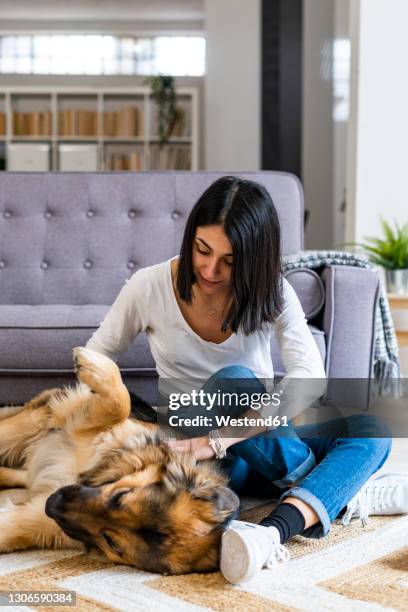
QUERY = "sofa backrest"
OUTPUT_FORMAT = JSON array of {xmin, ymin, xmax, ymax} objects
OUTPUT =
[{"xmin": 0, "ymin": 171, "xmax": 304, "ymax": 305}]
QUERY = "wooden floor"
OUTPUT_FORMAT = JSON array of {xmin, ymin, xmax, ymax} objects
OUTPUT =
[{"xmin": 380, "ymin": 438, "xmax": 408, "ymax": 474}]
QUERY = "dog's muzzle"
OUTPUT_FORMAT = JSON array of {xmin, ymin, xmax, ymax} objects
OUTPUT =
[{"xmin": 45, "ymin": 485, "xmax": 98, "ymax": 544}]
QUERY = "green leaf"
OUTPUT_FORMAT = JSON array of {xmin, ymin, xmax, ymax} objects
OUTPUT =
[{"xmin": 356, "ymin": 218, "xmax": 408, "ymax": 269}]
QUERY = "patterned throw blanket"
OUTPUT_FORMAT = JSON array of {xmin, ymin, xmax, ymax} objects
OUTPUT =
[{"xmin": 282, "ymin": 251, "xmax": 401, "ymax": 390}]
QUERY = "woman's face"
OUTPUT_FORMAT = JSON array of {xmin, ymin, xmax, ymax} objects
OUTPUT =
[{"xmin": 192, "ymin": 225, "xmax": 233, "ymax": 296}]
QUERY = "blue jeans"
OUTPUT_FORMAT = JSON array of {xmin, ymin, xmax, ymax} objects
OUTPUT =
[{"xmin": 201, "ymin": 365, "xmax": 392, "ymax": 538}]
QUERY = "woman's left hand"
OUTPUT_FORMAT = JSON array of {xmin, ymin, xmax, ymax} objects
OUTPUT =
[{"xmin": 162, "ymin": 435, "xmax": 216, "ymax": 460}]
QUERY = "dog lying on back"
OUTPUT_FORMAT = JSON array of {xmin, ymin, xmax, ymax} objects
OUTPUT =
[{"xmin": 0, "ymin": 348, "xmax": 239, "ymax": 574}]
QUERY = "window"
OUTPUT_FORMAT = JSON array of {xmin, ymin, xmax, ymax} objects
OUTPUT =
[
  {"xmin": 0, "ymin": 35, "xmax": 206, "ymax": 76},
  {"xmin": 333, "ymin": 38, "xmax": 351, "ymax": 122}
]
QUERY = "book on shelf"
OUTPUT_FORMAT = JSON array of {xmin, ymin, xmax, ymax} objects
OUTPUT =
[
  {"xmin": 104, "ymin": 150, "xmax": 144, "ymax": 171},
  {"xmin": 152, "ymin": 107, "xmax": 190, "ymax": 139},
  {"xmin": 150, "ymin": 145, "xmax": 191, "ymax": 170},
  {"xmin": 12, "ymin": 111, "xmax": 52, "ymax": 136},
  {"xmin": 58, "ymin": 110, "xmax": 97, "ymax": 137},
  {"xmin": 103, "ymin": 106, "xmax": 144, "ymax": 138},
  {"xmin": 170, "ymin": 108, "xmax": 189, "ymax": 137}
]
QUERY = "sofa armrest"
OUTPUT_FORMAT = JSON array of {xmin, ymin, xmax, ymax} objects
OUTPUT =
[{"xmin": 321, "ymin": 265, "xmax": 380, "ymax": 379}]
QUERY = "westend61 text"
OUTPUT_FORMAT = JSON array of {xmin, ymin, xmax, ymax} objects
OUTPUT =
[
  {"xmin": 168, "ymin": 414, "xmax": 288, "ymax": 428},
  {"xmin": 168, "ymin": 389, "xmax": 282, "ymax": 411}
]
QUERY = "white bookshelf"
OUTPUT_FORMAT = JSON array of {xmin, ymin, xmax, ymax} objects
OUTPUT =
[{"xmin": 0, "ymin": 86, "xmax": 199, "ymax": 172}]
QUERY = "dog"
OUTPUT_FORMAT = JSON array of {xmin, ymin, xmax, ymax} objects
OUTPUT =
[{"xmin": 0, "ymin": 348, "xmax": 239, "ymax": 574}]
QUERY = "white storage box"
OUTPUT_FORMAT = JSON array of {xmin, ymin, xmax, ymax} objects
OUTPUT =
[
  {"xmin": 59, "ymin": 144, "xmax": 99, "ymax": 172},
  {"xmin": 8, "ymin": 143, "xmax": 50, "ymax": 171}
]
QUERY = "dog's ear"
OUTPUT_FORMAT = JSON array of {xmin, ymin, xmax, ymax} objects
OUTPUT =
[
  {"xmin": 211, "ymin": 486, "xmax": 240, "ymax": 518},
  {"xmin": 192, "ymin": 484, "xmax": 240, "ymax": 518},
  {"xmin": 163, "ymin": 458, "xmax": 239, "ymax": 518},
  {"xmin": 163, "ymin": 457, "xmax": 198, "ymax": 492}
]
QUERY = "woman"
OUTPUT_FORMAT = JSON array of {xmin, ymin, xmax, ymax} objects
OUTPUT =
[{"xmin": 86, "ymin": 176, "xmax": 405, "ymax": 584}]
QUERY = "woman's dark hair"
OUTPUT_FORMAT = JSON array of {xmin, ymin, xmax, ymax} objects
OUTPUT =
[{"xmin": 177, "ymin": 176, "xmax": 283, "ymax": 334}]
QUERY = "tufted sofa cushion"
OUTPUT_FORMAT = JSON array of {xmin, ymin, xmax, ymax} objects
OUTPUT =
[
  {"xmin": 0, "ymin": 304, "xmax": 325, "ymax": 377},
  {"xmin": 0, "ymin": 171, "xmax": 304, "ymax": 306},
  {"xmin": 0, "ymin": 305, "xmax": 154, "ymax": 372}
]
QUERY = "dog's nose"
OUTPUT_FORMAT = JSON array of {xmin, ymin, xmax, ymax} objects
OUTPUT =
[
  {"xmin": 45, "ymin": 490, "xmax": 64, "ymax": 518},
  {"xmin": 45, "ymin": 487, "xmax": 75, "ymax": 518},
  {"xmin": 45, "ymin": 485, "xmax": 98, "ymax": 517},
  {"xmin": 58, "ymin": 485, "xmax": 82, "ymax": 502}
]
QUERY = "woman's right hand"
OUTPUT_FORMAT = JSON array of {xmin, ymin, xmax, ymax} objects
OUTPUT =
[{"xmin": 161, "ymin": 436, "xmax": 216, "ymax": 460}]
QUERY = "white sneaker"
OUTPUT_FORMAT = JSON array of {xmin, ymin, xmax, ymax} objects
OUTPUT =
[
  {"xmin": 220, "ymin": 520, "xmax": 290, "ymax": 584},
  {"xmin": 342, "ymin": 473, "xmax": 408, "ymax": 527}
]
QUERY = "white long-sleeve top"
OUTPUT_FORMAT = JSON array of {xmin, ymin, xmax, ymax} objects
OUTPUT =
[{"xmin": 86, "ymin": 258, "xmax": 326, "ymax": 398}]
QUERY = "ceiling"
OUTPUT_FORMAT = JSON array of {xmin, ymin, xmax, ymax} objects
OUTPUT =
[{"xmin": 0, "ymin": 0, "xmax": 204, "ymax": 21}]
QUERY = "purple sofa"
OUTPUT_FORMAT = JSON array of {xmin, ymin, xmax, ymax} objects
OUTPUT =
[{"xmin": 0, "ymin": 171, "xmax": 380, "ymax": 405}]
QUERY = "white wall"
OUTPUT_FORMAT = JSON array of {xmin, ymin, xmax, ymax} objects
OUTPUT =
[
  {"xmin": 302, "ymin": 0, "xmax": 335, "ymax": 249},
  {"xmin": 346, "ymin": 0, "xmax": 408, "ymax": 244},
  {"xmin": 204, "ymin": 0, "xmax": 260, "ymax": 171}
]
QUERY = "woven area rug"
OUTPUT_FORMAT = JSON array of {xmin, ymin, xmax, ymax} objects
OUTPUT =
[{"xmin": 1, "ymin": 499, "xmax": 408, "ymax": 611}]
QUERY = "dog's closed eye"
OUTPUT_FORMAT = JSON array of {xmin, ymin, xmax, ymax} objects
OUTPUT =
[
  {"xmin": 102, "ymin": 532, "xmax": 123, "ymax": 556},
  {"xmin": 109, "ymin": 489, "xmax": 130, "ymax": 509}
]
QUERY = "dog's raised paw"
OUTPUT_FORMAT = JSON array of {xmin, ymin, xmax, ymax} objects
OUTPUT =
[{"xmin": 72, "ymin": 347, "xmax": 122, "ymax": 395}]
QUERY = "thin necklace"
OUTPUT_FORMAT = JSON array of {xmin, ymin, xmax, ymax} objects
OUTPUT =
[
  {"xmin": 206, "ymin": 297, "xmax": 231, "ymax": 317},
  {"xmin": 194, "ymin": 284, "xmax": 231, "ymax": 318}
]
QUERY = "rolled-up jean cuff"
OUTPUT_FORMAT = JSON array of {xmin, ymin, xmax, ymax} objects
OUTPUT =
[
  {"xmin": 279, "ymin": 487, "xmax": 331, "ymax": 538},
  {"xmin": 273, "ymin": 448, "xmax": 316, "ymax": 488}
]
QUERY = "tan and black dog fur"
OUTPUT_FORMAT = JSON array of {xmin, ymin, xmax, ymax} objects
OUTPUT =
[{"xmin": 0, "ymin": 348, "xmax": 239, "ymax": 574}]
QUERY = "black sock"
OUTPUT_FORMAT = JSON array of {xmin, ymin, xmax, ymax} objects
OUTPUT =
[{"xmin": 259, "ymin": 502, "xmax": 306, "ymax": 544}]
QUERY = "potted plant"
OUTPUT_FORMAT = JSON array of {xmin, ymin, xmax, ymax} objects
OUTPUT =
[
  {"xmin": 144, "ymin": 75, "xmax": 182, "ymax": 145},
  {"xmin": 357, "ymin": 218, "xmax": 408, "ymax": 294}
]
